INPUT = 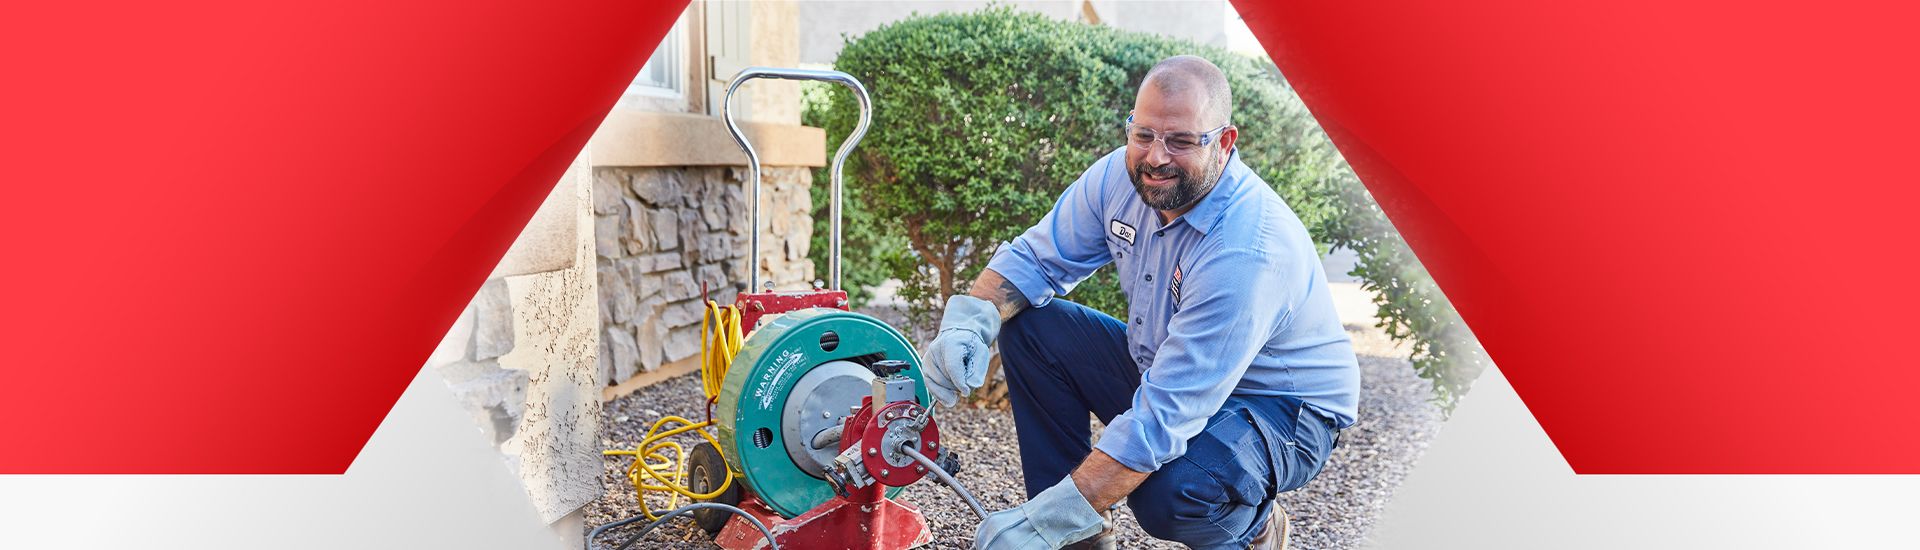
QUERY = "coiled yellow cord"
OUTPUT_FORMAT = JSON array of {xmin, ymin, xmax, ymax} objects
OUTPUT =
[
  {"xmin": 702, "ymin": 300, "xmax": 742, "ymax": 401},
  {"xmin": 601, "ymin": 300, "xmax": 746, "ymax": 521}
]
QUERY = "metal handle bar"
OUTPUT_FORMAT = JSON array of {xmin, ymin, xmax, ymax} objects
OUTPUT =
[{"xmin": 721, "ymin": 67, "xmax": 872, "ymax": 292}]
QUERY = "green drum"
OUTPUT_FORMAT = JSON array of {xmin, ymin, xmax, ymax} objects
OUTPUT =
[{"xmin": 714, "ymin": 308, "xmax": 928, "ymax": 518}]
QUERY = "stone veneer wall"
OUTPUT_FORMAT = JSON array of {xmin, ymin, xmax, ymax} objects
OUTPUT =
[{"xmin": 592, "ymin": 164, "xmax": 816, "ymax": 384}]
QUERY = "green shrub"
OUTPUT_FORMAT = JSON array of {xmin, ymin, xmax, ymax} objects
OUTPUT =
[
  {"xmin": 802, "ymin": 82, "xmax": 907, "ymax": 308},
  {"xmin": 808, "ymin": 7, "xmax": 1485, "ymax": 410}
]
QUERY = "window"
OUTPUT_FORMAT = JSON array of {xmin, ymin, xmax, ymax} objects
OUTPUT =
[
  {"xmin": 619, "ymin": 8, "xmax": 694, "ymax": 111},
  {"xmin": 616, "ymin": 2, "xmax": 753, "ymax": 115},
  {"xmin": 628, "ymin": 23, "xmax": 683, "ymax": 97}
]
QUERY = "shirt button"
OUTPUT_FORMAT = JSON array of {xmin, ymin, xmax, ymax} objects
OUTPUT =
[
  {"xmin": 1155, "ymin": 230, "xmax": 1164, "ymax": 237},
  {"xmin": 1134, "ymin": 317, "xmax": 1142, "ymax": 324},
  {"xmin": 1145, "ymin": 274, "xmax": 1153, "ymax": 282},
  {"xmin": 1116, "ymin": 251, "xmax": 1124, "ymax": 259}
]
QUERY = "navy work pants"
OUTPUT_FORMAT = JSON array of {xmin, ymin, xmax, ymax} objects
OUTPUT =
[{"xmin": 999, "ymin": 300, "xmax": 1339, "ymax": 549}]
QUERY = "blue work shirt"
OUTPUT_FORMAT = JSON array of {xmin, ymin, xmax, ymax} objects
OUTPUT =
[{"xmin": 985, "ymin": 146, "xmax": 1360, "ymax": 473}]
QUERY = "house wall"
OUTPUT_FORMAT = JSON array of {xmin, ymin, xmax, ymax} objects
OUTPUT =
[
  {"xmin": 415, "ymin": 1, "xmax": 822, "ymax": 547},
  {"xmin": 425, "ymin": 149, "xmax": 601, "ymax": 540},
  {"xmin": 593, "ymin": 0, "xmax": 825, "ymax": 389},
  {"xmin": 590, "ymin": 163, "xmax": 815, "ymax": 384},
  {"xmin": 749, "ymin": 0, "xmax": 803, "ymax": 125}
]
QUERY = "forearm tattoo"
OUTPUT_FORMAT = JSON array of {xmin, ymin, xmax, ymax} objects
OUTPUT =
[{"xmin": 970, "ymin": 269, "xmax": 1031, "ymax": 321}]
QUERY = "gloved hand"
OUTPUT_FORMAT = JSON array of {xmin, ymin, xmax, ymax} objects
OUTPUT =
[
  {"xmin": 923, "ymin": 294, "xmax": 1001, "ymax": 407},
  {"xmin": 973, "ymin": 475, "xmax": 1108, "ymax": 549}
]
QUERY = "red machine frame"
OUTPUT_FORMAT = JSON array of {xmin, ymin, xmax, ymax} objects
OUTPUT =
[{"xmin": 714, "ymin": 397, "xmax": 941, "ymax": 550}]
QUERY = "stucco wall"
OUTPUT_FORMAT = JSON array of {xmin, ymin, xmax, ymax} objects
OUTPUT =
[{"xmin": 426, "ymin": 150, "xmax": 602, "ymax": 529}]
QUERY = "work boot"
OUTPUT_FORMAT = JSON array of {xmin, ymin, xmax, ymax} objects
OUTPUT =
[
  {"xmin": 1249, "ymin": 505, "xmax": 1290, "ymax": 550},
  {"xmin": 1061, "ymin": 511, "xmax": 1115, "ymax": 550}
]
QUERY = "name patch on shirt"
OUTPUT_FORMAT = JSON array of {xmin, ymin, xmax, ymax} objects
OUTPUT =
[{"xmin": 1109, "ymin": 219, "xmax": 1136, "ymax": 245}]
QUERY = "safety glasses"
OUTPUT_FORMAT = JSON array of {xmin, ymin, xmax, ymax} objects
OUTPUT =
[{"xmin": 1124, "ymin": 113, "xmax": 1230, "ymax": 156}]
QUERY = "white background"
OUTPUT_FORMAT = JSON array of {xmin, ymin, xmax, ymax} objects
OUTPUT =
[
  {"xmin": 0, "ymin": 367, "xmax": 566, "ymax": 550},
  {"xmin": 1368, "ymin": 367, "xmax": 1920, "ymax": 549}
]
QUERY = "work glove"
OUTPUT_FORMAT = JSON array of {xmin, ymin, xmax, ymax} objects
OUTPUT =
[
  {"xmin": 923, "ymin": 294, "xmax": 1001, "ymax": 407},
  {"xmin": 973, "ymin": 475, "xmax": 1108, "ymax": 550}
]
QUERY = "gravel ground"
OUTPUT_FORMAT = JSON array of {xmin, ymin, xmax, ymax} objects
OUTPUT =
[{"xmin": 585, "ymin": 321, "xmax": 1442, "ymax": 549}]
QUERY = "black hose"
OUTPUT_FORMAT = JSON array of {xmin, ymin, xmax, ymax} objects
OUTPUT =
[{"xmin": 587, "ymin": 502, "xmax": 778, "ymax": 550}]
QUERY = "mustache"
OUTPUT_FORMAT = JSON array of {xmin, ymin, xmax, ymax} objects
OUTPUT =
[{"xmin": 1135, "ymin": 163, "xmax": 1185, "ymax": 179}]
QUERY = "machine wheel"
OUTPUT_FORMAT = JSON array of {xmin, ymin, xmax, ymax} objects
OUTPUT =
[{"xmin": 687, "ymin": 441, "xmax": 740, "ymax": 535}]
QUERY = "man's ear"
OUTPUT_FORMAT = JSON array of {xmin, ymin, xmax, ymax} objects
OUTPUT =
[{"xmin": 1217, "ymin": 126, "xmax": 1239, "ymax": 162}]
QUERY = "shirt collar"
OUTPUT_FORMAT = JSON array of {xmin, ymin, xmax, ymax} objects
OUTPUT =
[{"xmin": 1161, "ymin": 147, "xmax": 1247, "ymax": 235}]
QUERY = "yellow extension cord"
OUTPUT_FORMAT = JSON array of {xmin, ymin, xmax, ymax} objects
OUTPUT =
[{"xmin": 601, "ymin": 300, "xmax": 745, "ymax": 521}]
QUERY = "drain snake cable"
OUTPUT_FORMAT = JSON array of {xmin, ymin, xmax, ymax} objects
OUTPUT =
[{"xmin": 587, "ymin": 502, "xmax": 776, "ymax": 550}]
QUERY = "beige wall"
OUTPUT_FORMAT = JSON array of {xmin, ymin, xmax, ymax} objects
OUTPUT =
[
  {"xmin": 748, "ymin": 0, "xmax": 802, "ymax": 125},
  {"xmin": 425, "ymin": 149, "xmax": 601, "ymax": 536}
]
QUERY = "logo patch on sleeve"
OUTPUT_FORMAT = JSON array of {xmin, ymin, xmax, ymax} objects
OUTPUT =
[
  {"xmin": 1170, "ymin": 265, "xmax": 1184, "ymax": 307},
  {"xmin": 1109, "ymin": 219, "xmax": 1136, "ymax": 245}
]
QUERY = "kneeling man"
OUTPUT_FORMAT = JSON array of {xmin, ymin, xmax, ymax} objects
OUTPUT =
[{"xmin": 925, "ymin": 55, "xmax": 1360, "ymax": 550}]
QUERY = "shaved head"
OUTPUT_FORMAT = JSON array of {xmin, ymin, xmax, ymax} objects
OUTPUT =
[{"xmin": 1141, "ymin": 55, "xmax": 1232, "ymax": 127}]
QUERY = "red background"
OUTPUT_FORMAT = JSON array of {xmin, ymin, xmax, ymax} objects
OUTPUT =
[
  {"xmin": 0, "ymin": 1, "xmax": 687, "ymax": 473},
  {"xmin": 1238, "ymin": 1, "xmax": 1920, "ymax": 472}
]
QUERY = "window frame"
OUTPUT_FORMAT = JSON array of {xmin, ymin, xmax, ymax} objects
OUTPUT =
[{"xmin": 617, "ymin": 6, "xmax": 703, "ymax": 113}]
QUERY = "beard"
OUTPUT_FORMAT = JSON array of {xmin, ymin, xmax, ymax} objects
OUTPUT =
[{"xmin": 1129, "ymin": 148, "xmax": 1224, "ymax": 212}]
